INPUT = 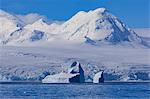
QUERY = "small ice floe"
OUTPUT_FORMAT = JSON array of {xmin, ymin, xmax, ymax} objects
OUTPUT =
[
  {"xmin": 42, "ymin": 61, "xmax": 85, "ymax": 83},
  {"xmin": 93, "ymin": 71, "xmax": 104, "ymax": 83}
]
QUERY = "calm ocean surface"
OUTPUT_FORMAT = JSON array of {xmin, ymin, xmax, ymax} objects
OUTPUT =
[{"xmin": 0, "ymin": 82, "xmax": 150, "ymax": 99}]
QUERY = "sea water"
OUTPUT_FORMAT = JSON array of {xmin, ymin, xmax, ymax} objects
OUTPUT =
[{"xmin": 0, "ymin": 82, "xmax": 150, "ymax": 99}]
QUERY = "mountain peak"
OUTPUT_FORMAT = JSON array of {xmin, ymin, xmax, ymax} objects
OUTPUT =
[
  {"xmin": 53, "ymin": 8, "xmax": 148, "ymax": 47},
  {"xmin": 55, "ymin": 8, "xmax": 117, "ymax": 40},
  {"xmin": 25, "ymin": 18, "xmax": 49, "ymax": 29},
  {"xmin": 30, "ymin": 18, "xmax": 47, "ymax": 25},
  {"xmin": 92, "ymin": 8, "xmax": 106, "ymax": 14}
]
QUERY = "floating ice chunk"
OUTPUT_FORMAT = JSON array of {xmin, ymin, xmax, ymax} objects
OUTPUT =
[
  {"xmin": 93, "ymin": 71, "xmax": 104, "ymax": 83},
  {"xmin": 42, "ymin": 72, "xmax": 79, "ymax": 83},
  {"xmin": 42, "ymin": 61, "xmax": 85, "ymax": 83}
]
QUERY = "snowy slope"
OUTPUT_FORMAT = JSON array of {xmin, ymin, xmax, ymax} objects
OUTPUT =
[
  {"xmin": 24, "ymin": 19, "xmax": 60, "ymax": 33},
  {"xmin": 134, "ymin": 28, "xmax": 150, "ymax": 38},
  {"xmin": 0, "ymin": 10, "xmax": 24, "ymax": 44},
  {"xmin": 133, "ymin": 28, "xmax": 150, "ymax": 47}
]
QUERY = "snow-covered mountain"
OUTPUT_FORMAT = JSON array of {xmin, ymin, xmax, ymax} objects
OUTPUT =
[
  {"xmin": 0, "ymin": 10, "xmax": 24, "ymax": 44},
  {"xmin": 0, "ymin": 8, "xmax": 149, "ymax": 47},
  {"xmin": 56, "ymin": 8, "xmax": 131, "ymax": 41},
  {"xmin": 0, "ymin": 16, "xmax": 60, "ymax": 44},
  {"xmin": 53, "ymin": 8, "xmax": 148, "ymax": 47},
  {"xmin": 19, "ymin": 19, "xmax": 60, "ymax": 42}
]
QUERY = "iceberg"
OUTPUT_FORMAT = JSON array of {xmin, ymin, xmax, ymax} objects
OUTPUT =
[
  {"xmin": 42, "ymin": 61, "xmax": 85, "ymax": 83},
  {"xmin": 42, "ymin": 72, "xmax": 79, "ymax": 83},
  {"xmin": 93, "ymin": 71, "xmax": 104, "ymax": 83}
]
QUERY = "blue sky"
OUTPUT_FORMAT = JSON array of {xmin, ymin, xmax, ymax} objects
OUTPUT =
[{"xmin": 1, "ymin": 0, "xmax": 149, "ymax": 28}]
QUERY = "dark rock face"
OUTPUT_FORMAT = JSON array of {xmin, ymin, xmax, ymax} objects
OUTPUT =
[
  {"xmin": 30, "ymin": 30, "xmax": 44, "ymax": 41},
  {"xmin": 68, "ymin": 61, "xmax": 85, "ymax": 83},
  {"xmin": 71, "ymin": 61, "xmax": 78, "ymax": 67},
  {"xmin": 69, "ymin": 75, "xmax": 80, "ymax": 83}
]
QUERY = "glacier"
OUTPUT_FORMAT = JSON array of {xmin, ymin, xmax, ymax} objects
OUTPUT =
[{"xmin": 0, "ymin": 8, "xmax": 150, "ymax": 82}]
